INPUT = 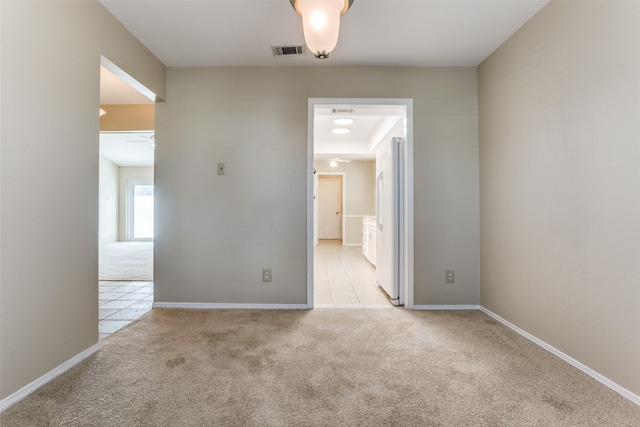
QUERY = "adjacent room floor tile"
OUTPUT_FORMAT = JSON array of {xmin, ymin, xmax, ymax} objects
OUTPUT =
[
  {"xmin": 331, "ymin": 290, "xmax": 359, "ymax": 299},
  {"xmin": 99, "ymin": 300, "xmax": 137, "ymax": 310},
  {"xmin": 99, "ymin": 309, "xmax": 119, "ymax": 320},
  {"xmin": 127, "ymin": 301, "xmax": 153, "ymax": 309},
  {"xmin": 314, "ymin": 240, "xmax": 391, "ymax": 308},
  {"xmin": 99, "ymin": 320, "xmax": 132, "ymax": 334},
  {"xmin": 115, "ymin": 293, "xmax": 151, "ymax": 301},
  {"xmin": 112, "ymin": 286, "xmax": 146, "ymax": 293},
  {"xmin": 106, "ymin": 308, "xmax": 151, "ymax": 321},
  {"xmin": 99, "ymin": 292, "xmax": 128, "ymax": 300},
  {"xmin": 99, "ymin": 281, "xmax": 154, "ymax": 340}
]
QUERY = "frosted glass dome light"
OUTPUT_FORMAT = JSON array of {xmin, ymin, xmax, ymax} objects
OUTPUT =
[
  {"xmin": 291, "ymin": 0, "xmax": 353, "ymax": 59},
  {"xmin": 333, "ymin": 118, "xmax": 353, "ymax": 125}
]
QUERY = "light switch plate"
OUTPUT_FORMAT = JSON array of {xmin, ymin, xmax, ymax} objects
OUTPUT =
[{"xmin": 217, "ymin": 162, "xmax": 225, "ymax": 175}]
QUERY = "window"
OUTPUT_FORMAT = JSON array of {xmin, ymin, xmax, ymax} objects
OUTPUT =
[{"xmin": 128, "ymin": 182, "xmax": 154, "ymax": 240}]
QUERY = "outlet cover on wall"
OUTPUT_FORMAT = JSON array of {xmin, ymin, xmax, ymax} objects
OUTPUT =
[{"xmin": 446, "ymin": 270, "xmax": 455, "ymax": 283}]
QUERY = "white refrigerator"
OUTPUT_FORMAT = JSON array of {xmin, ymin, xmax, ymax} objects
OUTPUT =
[{"xmin": 376, "ymin": 137, "xmax": 401, "ymax": 304}]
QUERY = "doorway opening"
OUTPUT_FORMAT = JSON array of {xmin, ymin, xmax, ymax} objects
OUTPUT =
[
  {"xmin": 98, "ymin": 57, "xmax": 156, "ymax": 339},
  {"xmin": 308, "ymin": 99, "xmax": 414, "ymax": 309}
]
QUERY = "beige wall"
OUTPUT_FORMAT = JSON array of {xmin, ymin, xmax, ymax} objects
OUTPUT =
[
  {"xmin": 99, "ymin": 156, "xmax": 119, "ymax": 243},
  {"xmin": 315, "ymin": 160, "xmax": 376, "ymax": 245},
  {"xmin": 100, "ymin": 104, "xmax": 155, "ymax": 132},
  {"xmin": 118, "ymin": 167, "xmax": 154, "ymax": 241},
  {"xmin": 155, "ymin": 67, "xmax": 479, "ymax": 305},
  {"xmin": 478, "ymin": 1, "xmax": 640, "ymax": 396},
  {"xmin": 0, "ymin": 1, "xmax": 165, "ymax": 399}
]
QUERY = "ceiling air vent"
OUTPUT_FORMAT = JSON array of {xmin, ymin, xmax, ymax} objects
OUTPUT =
[
  {"xmin": 332, "ymin": 108, "xmax": 356, "ymax": 114},
  {"xmin": 271, "ymin": 45, "xmax": 307, "ymax": 57}
]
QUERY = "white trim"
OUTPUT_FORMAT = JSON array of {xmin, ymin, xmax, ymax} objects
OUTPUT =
[
  {"xmin": 307, "ymin": 101, "xmax": 315, "ymax": 307},
  {"xmin": 412, "ymin": 305, "xmax": 480, "ymax": 310},
  {"xmin": 402, "ymin": 101, "xmax": 414, "ymax": 309},
  {"xmin": 153, "ymin": 302, "xmax": 310, "ymax": 310},
  {"xmin": 0, "ymin": 343, "xmax": 101, "ymax": 413},
  {"xmin": 101, "ymin": 56, "xmax": 157, "ymax": 102},
  {"xmin": 480, "ymin": 306, "xmax": 640, "ymax": 407}
]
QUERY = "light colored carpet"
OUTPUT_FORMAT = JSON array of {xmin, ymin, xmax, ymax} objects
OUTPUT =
[
  {"xmin": 99, "ymin": 241, "xmax": 153, "ymax": 281},
  {"xmin": 2, "ymin": 309, "xmax": 639, "ymax": 426}
]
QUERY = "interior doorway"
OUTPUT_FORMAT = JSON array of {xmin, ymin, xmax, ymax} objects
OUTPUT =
[
  {"xmin": 308, "ymin": 99, "xmax": 414, "ymax": 309},
  {"xmin": 98, "ymin": 57, "xmax": 156, "ymax": 339}
]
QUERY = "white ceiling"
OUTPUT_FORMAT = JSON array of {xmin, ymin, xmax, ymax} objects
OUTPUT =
[
  {"xmin": 314, "ymin": 104, "xmax": 404, "ymax": 159},
  {"xmin": 100, "ymin": 132, "xmax": 155, "ymax": 167},
  {"xmin": 98, "ymin": 0, "xmax": 549, "ymax": 67}
]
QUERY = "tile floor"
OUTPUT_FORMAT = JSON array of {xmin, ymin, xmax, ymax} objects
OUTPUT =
[
  {"xmin": 314, "ymin": 240, "xmax": 392, "ymax": 308},
  {"xmin": 99, "ymin": 281, "xmax": 153, "ymax": 339}
]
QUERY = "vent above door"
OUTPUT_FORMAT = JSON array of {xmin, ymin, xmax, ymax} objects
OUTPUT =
[
  {"xmin": 271, "ymin": 45, "xmax": 307, "ymax": 56},
  {"xmin": 332, "ymin": 108, "xmax": 356, "ymax": 114}
]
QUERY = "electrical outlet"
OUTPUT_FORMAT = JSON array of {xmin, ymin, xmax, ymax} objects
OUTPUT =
[
  {"xmin": 262, "ymin": 268, "xmax": 272, "ymax": 282},
  {"xmin": 217, "ymin": 162, "xmax": 226, "ymax": 175},
  {"xmin": 446, "ymin": 270, "xmax": 455, "ymax": 284}
]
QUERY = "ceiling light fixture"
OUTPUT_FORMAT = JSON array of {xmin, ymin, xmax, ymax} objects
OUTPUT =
[
  {"xmin": 331, "ymin": 128, "xmax": 350, "ymax": 134},
  {"xmin": 333, "ymin": 118, "xmax": 353, "ymax": 125},
  {"xmin": 290, "ymin": 0, "xmax": 354, "ymax": 59},
  {"xmin": 329, "ymin": 160, "xmax": 338, "ymax": 168}
]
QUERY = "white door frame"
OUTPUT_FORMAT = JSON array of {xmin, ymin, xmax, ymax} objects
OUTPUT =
[
  {"xmin": 306, "ymin": 98, "xmax": 414, "ymax": 309},
  {"xmin": 315, "ymin": 172, "xmax": 346, "ymax": 243}
]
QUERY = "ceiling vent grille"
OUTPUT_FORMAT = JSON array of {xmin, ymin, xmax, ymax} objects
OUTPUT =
[
  {"xmin": 332, "ymin": 108, "xmax": 356, "ymax": 114},
  {"xmin": 271, "ymin": 45, "xmax": 306, "ymax": 56}
]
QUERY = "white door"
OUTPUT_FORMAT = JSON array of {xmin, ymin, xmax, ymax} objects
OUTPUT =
[
  {"xmin": 376, "ymin": 138, "xmax": 400, "ymax": 303},
  {"xmin": 318, "ymin": 179, "xmax": 341, "ymax": 239}
]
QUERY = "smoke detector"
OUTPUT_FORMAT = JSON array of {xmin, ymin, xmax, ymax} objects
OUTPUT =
[{"xmin": 271, "ymin": 45, "xmax": 307, "ymax": 57}]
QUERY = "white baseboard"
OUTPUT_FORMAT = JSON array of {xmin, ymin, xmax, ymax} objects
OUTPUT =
[
  {"xmin": 342, "ymin": 243, "xmax": 362, "ymax": 247},
  {"xmin": 412, "ymin": 304, "xmax": 480, "ymax": 310},
  {"xmin": 153, "ymin": 302, "xmax": 310, "ymax": 310},
  {"xmin": 0, "ymin": 343, "xmax": 101, "ymax": 413},
  {"xmin": 479, "ymin": 306, "xmax": 640, "ymax": 407}
]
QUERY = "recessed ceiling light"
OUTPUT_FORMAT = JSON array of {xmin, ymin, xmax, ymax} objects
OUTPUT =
[
  {"xmin": 332, "ymin": 128, "xmax": 350, "ymax": 135},
  {"xmin": 333, "ymin": 118, "xmax": 353, "ymax": 125}
]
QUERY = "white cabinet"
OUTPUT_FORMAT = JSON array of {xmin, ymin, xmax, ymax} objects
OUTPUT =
[{"xmin": 362, "ymin": 216, "xmax": 376, "ymax": 266}]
